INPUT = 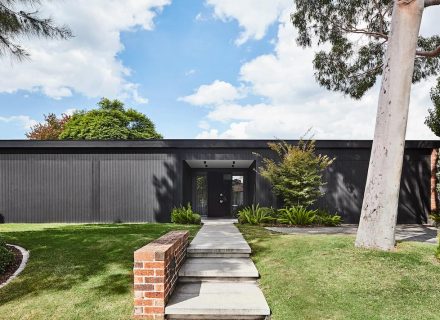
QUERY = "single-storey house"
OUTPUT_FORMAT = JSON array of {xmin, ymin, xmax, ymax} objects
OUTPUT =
[{"xmin": 0, "ymin": 139, "xmax": 437, "ymax": 224}]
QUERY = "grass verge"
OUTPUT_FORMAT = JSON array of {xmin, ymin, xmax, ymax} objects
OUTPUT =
[
  {"xmin": 0, "ymin": 223, "xmax": 199, "ymax": 320},
  {"xmin": 238, "ymin": 225, "xmax": 440, "ymax": 320}
]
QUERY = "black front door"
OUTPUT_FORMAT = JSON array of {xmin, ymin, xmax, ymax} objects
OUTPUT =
[{"xmin": 207, "ymin": 172, "xmax": 231, "ymax": 217}]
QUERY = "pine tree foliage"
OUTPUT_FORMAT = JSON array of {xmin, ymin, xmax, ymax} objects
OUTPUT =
[
  {"xmin": 0, "ymin": 0, "xmax": 72, "ymax": 60},
  {"xmin": 291, "ymin": 0, "xmax": 440, "ymax": 100},
  {"xmin": 258, "ymin": 139, "xmax": 335, "ymax": 207}
]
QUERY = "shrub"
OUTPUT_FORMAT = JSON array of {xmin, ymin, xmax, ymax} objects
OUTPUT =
[
  {"xmin": 430, "ymin": 211, "xmax": 440, "ymax": 227},
  {"xmin": 0, "ymin": 237, "xmax": 13, "ymax": 274},
  {"xmin": 315, "ymin": 210, "xmax": 343, "ymax": 226},
  {"xmin": 277, "ymin": 206, "xmax": 317, "ymax": 225},
  {"xmin": 171, "ymin": 204, "xmax": 201, "ymax": 225},
  {"xmin": 257, "ymin": 137, "xmax": 335, "ymax": 208},
  {"xmin": 238, "ymin": 204, "xmax": 275, "ymax": 225}
]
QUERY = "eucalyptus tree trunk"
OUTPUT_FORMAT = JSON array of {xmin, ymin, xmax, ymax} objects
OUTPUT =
[{"xmin": 355, "ymin": 0, "xmax": 425, "ymax": 251}]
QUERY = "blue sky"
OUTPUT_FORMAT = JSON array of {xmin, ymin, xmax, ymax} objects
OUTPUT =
[{"xmin": 0, "ymin": 0, "xmax": 439, "ymax": 140}]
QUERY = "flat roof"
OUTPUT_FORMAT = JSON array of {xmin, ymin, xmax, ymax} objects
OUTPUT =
[{"xmin": 0, "ymin": 139, "xmax": 438, "ymax": 149}]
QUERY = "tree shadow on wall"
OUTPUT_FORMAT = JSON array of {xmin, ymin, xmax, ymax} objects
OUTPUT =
[
  {"xmin": 318, "ymin": 160, "xmax": 368, "ymax": 224},
  {"xmin": 398, "ymin": 155, "xmax": 430, "ymax": 224},
  {"xmin": 153, "ymin": 162, "xmax": 177, "ymax": 223}
]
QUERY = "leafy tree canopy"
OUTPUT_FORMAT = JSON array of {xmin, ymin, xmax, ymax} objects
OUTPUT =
[
  {"xmin": 26, "ymin": 113, "xmax": 70, "ymax": 140},
  {"xmin": 425, "ymin": 79, "xmax": 440, "ymax": 136},
  {"xmin": 59, "ymin": 98, "xmax": 163, "ymax": 140},
  {"xmin": 257, "ymin": 138, "xmax": 335, "ymax": 207},
  {"xmin": 0, "ymin": 0, "xmax": 72, "ymax": 60},
  {"xmin": 291, "ymin": 0, "xmax": 440, "ymax": 99}
]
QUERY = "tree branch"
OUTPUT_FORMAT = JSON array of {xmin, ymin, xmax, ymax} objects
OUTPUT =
[
  {"xmin": 416, "ymin": 45, "xmax": 440, "ymax": 57},
  {"xmin": 425, "ymin": 0, "xmax": 440, "ymax": 8},
  {"xmin": 340, "ymin": 27, "xmax": 388, "ymax": 40}
]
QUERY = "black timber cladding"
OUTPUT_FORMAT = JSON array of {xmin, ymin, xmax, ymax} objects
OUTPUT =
[{"xmin": 0, "ymin": 139, "xmax": 437, "ymax": 223}]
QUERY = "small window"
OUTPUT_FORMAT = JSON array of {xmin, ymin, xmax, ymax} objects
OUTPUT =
[{"xmin": 232, "ymin": 175, "xmax": 244, "ymax": 214}]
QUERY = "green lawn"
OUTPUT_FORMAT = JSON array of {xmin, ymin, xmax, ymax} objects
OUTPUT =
[
  {"xmin": 0, "ymin": 223, "xmax": 199, "ymax": 320},
  {"xmin": 238, "ymin": 225, "xmax": 440, "ymax": 320},
  {"xmin": 1, "ymin": 224, "xmax": 438, "ymax": 320}
]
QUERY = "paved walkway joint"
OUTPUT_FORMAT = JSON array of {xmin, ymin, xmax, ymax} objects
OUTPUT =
[{"xmin": 166, "ymin": 219, "xmax": 270, "ymax": 320}]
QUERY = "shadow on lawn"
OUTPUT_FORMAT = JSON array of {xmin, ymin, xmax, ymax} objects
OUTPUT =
[
  {"xmin": 237, "ymin": 225, "xmax": 278, "ymax": 259},
  {"xmin": 0, "ymin": 224, "xmax": 198, "ymax": 305}
]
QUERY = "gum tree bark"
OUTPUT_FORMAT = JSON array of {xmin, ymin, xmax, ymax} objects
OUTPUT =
[{"xmin": 355, "ymin": 0, "xmax": 425, "ymax": 250}]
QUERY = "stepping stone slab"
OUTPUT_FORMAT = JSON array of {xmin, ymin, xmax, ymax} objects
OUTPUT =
[
  {"xmin": 187, "ymin": 224, "xmax": 251, "ymax": 256},
  {"xmin": 165, "ymin": 282, "xmax": 270, "ymax": 318},
  {"xmin": 179, "ymin": 257, "xmax": 259, "ymax": 280}
]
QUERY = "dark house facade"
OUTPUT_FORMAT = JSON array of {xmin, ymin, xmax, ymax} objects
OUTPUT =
[{"xmin": 0, "ymin": 140, "xmax": 437, "ymax": 224}]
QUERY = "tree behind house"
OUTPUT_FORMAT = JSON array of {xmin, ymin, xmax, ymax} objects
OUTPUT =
[
  {"xmin": 59, "ymin": 98, "xmax": 163, "ymax": 140},
  {"xmin": 26, "ymin": 113, "xmax": 71, "ymax": 140}
]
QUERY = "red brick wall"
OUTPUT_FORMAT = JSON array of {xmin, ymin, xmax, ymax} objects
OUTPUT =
[
  {"xmin": 431, "ymin": 148, "xmax": 438, "ymax": 213},
  {"xmin": 133, "ymin": 231, "xmax": 190, "ymax": 320}
]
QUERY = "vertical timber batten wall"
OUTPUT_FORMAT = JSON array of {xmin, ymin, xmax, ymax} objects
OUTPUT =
[{"xmin": 0, "ymin": 140, "xmax": 436, "ymax": 224}]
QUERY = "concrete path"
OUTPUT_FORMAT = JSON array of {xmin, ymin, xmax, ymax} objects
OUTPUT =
[
  {"xmin": 266, "ymin": 224, "xmax": 439, "ymax": 245},
  {"xmin": 165, "ymin": 219, "xmax": 270, "ymax": 320}
]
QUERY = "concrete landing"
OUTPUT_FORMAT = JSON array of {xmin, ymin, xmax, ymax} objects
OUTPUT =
[
  {"xmin": 179, "ymin": 257, "xmax": 259, "ymax": 281},
  {"xmin": 187, "ymin": 223, "xmax": 251, "ymax": 257},
  {"xmin": 165, "ymin": 282, "xmax": 270, "ymax": 319}
]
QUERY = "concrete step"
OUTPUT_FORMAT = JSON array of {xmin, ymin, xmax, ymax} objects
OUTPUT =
[
  {"xmin": 165, "ymin": 282, "xmax": 270, "ymax": 319},
  {"xmin": 187, "ymin": 250, "xmax": 250, "ymax": 258},
  {"xmin": 179, "ymin": 258, "xmax": 259, "ymax": 282},
  {"xmin": 187, "ymin": 224, "xmax": 252, "ymax": 258}
]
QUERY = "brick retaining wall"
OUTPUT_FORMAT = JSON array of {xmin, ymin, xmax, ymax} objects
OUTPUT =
[{"xmin": 133, "ymin": 231, "xmax": 190, "ymax": 320}]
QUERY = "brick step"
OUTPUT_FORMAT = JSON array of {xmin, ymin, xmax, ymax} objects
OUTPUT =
[{"xmin": 165, "ymin": 282, "xmax": 270, "ymax": 319}]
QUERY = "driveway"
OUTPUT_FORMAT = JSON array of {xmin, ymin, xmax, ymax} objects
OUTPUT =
[{"xmin": 266, "ymin": 224, "xmax": 439, "ymax": 245}]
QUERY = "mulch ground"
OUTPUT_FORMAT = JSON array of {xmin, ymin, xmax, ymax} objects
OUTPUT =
[{"xmin": 0, "ymin": 246, "xmax": 23, "ymax": 286}]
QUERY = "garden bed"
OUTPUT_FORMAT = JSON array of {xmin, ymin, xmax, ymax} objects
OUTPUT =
[{"xmin": 0, "ymin": 245, "xmax": 22, "ymax": 286}]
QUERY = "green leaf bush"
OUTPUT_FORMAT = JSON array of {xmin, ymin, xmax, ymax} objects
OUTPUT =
[
  {"xmin": 315, "ymin": 210, "xmax": 343, "ymax": 226},
  {"xmin": 0, "ymin": 237, "xmax": 13, "ymax": 274},
  {"xmin": 238, "ymin": 204, "xmax": 342, "ymax": 227},
  {"xmin": 171, "ymin": 204, "xmax": 201, "ymax": 225},
  {"xmin": 237, "ymin": 204, "xmax": 275, "ymax": 225},
  {"xmin": 429, "ymin": 211, "xmax": 440, "ymax": 227},
  {"xmin": 277, "ymin": 206, "xmax": 317, "ymax": 225}
]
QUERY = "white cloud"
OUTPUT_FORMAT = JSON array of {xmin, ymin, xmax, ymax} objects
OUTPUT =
[
  {"xmin": 0, "ymin": 0, "xmax": 171, "ymax": 102},
  {"xmin": 206, "ymin": 0, "xmax": 291, "ymax": 45},
  {"xmin": 185, "ymin": 69, "xmax": 196, "ymax": 76},
  {"xmin": 63, "ymin": 108, "xmax": 77, "ymax": 116},
  {"xmin": 198, "ymin": 120, "xmax": 211, "ymax": 130},
  {"xmin": 0, "ymin": 115, "xmax": 37, "ymax": 131},
  {"xmin": 191, "ymin": 8, "xmax": 439, "ymax": 140},
  {"xmin": 196, "ymin": 128, "xmax": 219, "ymax": 139},
  {"xmin": 179, "ymin": 80, "xmax": 243, "ymax": 106}
]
